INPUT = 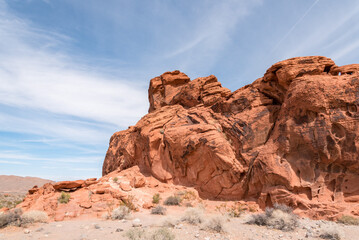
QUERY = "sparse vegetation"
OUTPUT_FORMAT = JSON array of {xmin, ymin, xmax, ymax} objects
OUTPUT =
[
  {"xmin": 215, "ymin": 203, "xmax": 244, "ymax": 218},
  {"xmin": 337, "ymin": 215, "xmax": 359, "ymax": 225},
  {"xmin": 113, "ymin": 177, "xmax": 118, "ymax": 183},
  {"xmin": 177, "ymin": 190, "xmax": 196, "ymax": 201},
  {"xmin": 150, "ymin": 227, "xmax": 175, "ymax": 240},
  {"xmin": 111, "ymin": 206, "xmax": 130, "ymax": 220},
  {"xmin": 125, "ymin": 228, "xmax": 146, "ymax": 240},
  {"xmin": 151, "ymin": 205, "xmax": 167, "ymax": 215},
  {"xmin": 152, "ymin": 193, "xmax": 161, "ymax": 204},
  {"xmin": 0, "ymin": 208, "xmax": 22, "ymax": 228},
  {"xmin": 0, "ymin": 194, "xmax": 24, "ymax": 209},
  {"xmin": 120, "ymin": 195, "xmax": 137, "ymax": 211},
  {"xmin": 58, "ymin": 191, "xmax": 70, "ymax": 204},
  {"xmin": 319, "ymin": 227, "xmax": 342, "ymax": 240},
  {"xmin": 164, "ymin": 195, "xmax": 181, "ymax": 206},
  {"xmin": 161, "ymin": 218, "xmax": 179, "ymax": 228},
  {"xmin": 246, "ymin": 203, "xmax": 298, "ymax": 231},
  {"xmin": 21, "ymin": 210, "xmax": 48, "ymax": 225},
  {"xmin": 203, "ymin": 216, "xmax": 225, "ymax": 233},
  {"xmin": 181, "ymin": 207, "xmax": 204, "ymax": 225}
]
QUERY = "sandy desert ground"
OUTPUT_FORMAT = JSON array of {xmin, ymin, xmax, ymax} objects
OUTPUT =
[{"xmin": 1, "ymin": 206, "xmax": 359, "ymax": 240}]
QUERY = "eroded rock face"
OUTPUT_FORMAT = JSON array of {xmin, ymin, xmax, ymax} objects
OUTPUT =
[{"xmin": 103, "ymin": 56, "xmax": 359, "ymax": 219}]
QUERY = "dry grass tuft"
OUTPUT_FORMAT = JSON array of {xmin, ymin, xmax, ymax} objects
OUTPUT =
[
  {"xmin": 0, "ymin": 208, "xmax": 22, "ymax": 228},
  {"xmin": 21, "ymin": 210, "xmax": 48, "ymax": 225},
  {"xmin": 164, "ymin": 196, "xmax": 181, "ymax": 206},
  {"xmin": 337, "ymin": 215, "xmax": 359, "ymax": 225},
  {"xmin": 150, "ymin": 227, "xmax": 175, "ymax": 240},
  {"xmin": 181, "ymin": 207, "xmax": 204, "ymax": 225},
  {"xmin": 151, "ymin": 205, "xmax": 167, "ymax": 215},
  {"xmin": 125, "ymin": 228, "xmax": 146, "ymax": 240},
  {"xmin": 112, "ymin": 206, "xmax": 130, "ymax": 220},
  {"xmin": 246, "ymin": 204, "xmax": 298, "ymax": 231},
  {"xmin": 203, "ymin": 216, "xmax": 225, "ymax": 233}
]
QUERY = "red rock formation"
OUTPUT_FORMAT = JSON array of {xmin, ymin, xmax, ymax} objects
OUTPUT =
[{"xmin": 103, "ymin": 56, "xmax": 359, "ymax": 219}]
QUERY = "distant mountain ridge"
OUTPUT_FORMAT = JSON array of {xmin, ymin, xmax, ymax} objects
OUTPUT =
[{"xmin": 0, "ymin": 175, "xmax": 54, "ymax": 194}]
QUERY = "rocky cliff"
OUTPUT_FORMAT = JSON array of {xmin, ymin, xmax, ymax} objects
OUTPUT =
[{"xmin": 103, "ymin": 56, "xmax": 359, "ymax": 219}]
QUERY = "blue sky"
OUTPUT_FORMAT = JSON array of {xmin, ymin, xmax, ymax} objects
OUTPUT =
[{"xmin": 1, "ymin": 0, "xmax": 359, "ymax": 181}]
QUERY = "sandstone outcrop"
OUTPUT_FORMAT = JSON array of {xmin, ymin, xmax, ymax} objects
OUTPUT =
[{"xmin": 103, "ymin": 56, "xmax": 359, "ymax": 219}]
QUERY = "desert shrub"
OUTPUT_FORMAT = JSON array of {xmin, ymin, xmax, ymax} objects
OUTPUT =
[
  {"xmin": 58, "ymin": 192, "xmax": 70, "ymax": 204},
  {"xmin": 113, "ymin": 177, "xmax": 118, "ymax": 183},
  {"xmin": 112, "ymin": 206, "xmax": 130, "ymax": 220},
  {"xmin": 319, "ymin": 227, "xmax": 342, "ymax": 240},
  {"xmin": 161, "ymin": 218, "xmax": 179, "ymax": 228},
  {"xmin": 125, "ymin": 228, "xmax": 146, "ymax": 240},
  {"xmin": 272, "ymin": 203, "xmax": 293, "ymax": 213},
  {"xmin": 164, "ymin": 196, "xmax": 181, "ymax": 206},
  {"xmin": 246, "ymin": 204, "xmax": 298, "ymax": 231},
  {"xmin": 0, "ymin": 208, "xmax": 22, "ymax": 228},
  {"xmin": 150, "ymin": 227, "xmax": 175, "ymax": 240},
  {"xmin": 120, "ymin": 195, "xmax": 136, "ymax": 210},
  {"xmin": 151, "ymin": 205, "xmax": 167, "ymax": 215},
  {"xmin": 177, "ymin": 191, "xmax": 196, "ymax": 201},
  {"xmin": 203, "ymin": 216, "xmax": 225, "ymax": 233},
  {"xmin": 181, "ymin": 207, "xmax": 204, "ymax": 225},
  {"xmin": 337, "ymin": 215, "xmax": 359, "ymax": 225},
  {"xmin": 21, "ymin": 210, "xmax": 48, "ymax": 225},
  {"xmin": 216, "ymin": 203, "xmax": 244, "ymax": 218},
  {"xmin": 152, "ymin": 193, "xmax": 161, "ymax": 204}
]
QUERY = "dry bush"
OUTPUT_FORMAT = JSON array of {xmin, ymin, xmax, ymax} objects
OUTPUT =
[
  {"xmin": 21, "ymin": 210, "xmax": 48, "ymax": 225},
  {"xmin": 203, "ymin": 216, "xmax": 225, "ymax": 233},
  {"xmin": 337, "ymin": 215, "xmax": 359, "ymax": 225},
  {"xmin": 58, "ymin": 192, "xmax": 70, "ymax": 204},
  {"xmin": 150, "ymin": 227, "xmax": 175, "ymax": 240},
  {"xmin": 113, "ymin": 177, "xmax": 119, "ymax": 183},
  {"xmin": 112, "ymin": 206, "xmax": 130, "ymax": 220},
  {"xmin": 161, "ymin": 217, "xmax": 179, "ymax": 228},
  {"xmin": 125, "ymin": 228, "xmax": 146, "ymax": 240},
  {"xmin": 164, "ymin": 196, "xmax": 181, "ymax": 206},
  {"xmin": 0, "ymin": 208, "xmax": 22, "ymax": 228},
  {"xmin": 152, "ymin": 193, "xmax": 161, "ymax": 204},
  {"xmin": 181, "ymin": 207, "xmax": 204, "ymax": 225},
  {"xmin": 120, "ymin": 195, "xmax": 137, "ymax": 211},
  {"xmin": 216, "ymin": 203, "xmax": 244, "ymax": 218},
  {"xmin": 151, "ymin": 205, "xmax": 167, "ymax": 215},
  {"xmin": 246, "ymin": 204, "xmax": 298, "ymax": 231},
  {"xmin": 319, "ymin": 227, "xmax": 342, "ymax": 240}
]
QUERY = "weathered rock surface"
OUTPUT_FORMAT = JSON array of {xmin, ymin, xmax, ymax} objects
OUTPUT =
[{"xmin": 103, "ymin": 56, "xmax": 359, "ymax": 219}]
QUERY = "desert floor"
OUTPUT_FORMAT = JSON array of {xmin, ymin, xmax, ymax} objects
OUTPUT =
[{"xmin": 1, "ymin": 206, "xmax": 359, "ymax": 240}]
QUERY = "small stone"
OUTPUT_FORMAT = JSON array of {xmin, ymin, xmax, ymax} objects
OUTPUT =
[
  {"xmin": 132, "ymin": 218, "xmax": 142, "ymax": 227},
  {"xmin": 36, "ymin": 227, "xmax": 44, "ymax": 232},
  {"xmin": 24, "ymin": 229, "xmax": 30, "ymax": 234},
  {"xmin": 116, "ymin": 228, "xmax": 124, "ymax": 232},
  {"xmin": 94, "ymin": 224, "xmax": 101, "ymax": 229}
]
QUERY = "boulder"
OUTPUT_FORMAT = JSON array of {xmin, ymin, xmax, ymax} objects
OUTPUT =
[{"xmin": 102, "ymin": 56, "xmax": 359, "ymax": 219}]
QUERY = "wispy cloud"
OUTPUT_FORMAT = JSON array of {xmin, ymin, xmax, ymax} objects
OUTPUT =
[
  {"xmin": 272, "ymin": 0, "xmax": 320, "ymax": 53},
  {"xmin": 0, "ymin": 160, "xmax": 28, "ymax": 165},
  {"xmin": 0, "ymin": 152, "xmax": 102, "ymax": 163},
  {"xmin": 0, "ymin": 2, "xmax": 148, "ymax": 135}
]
